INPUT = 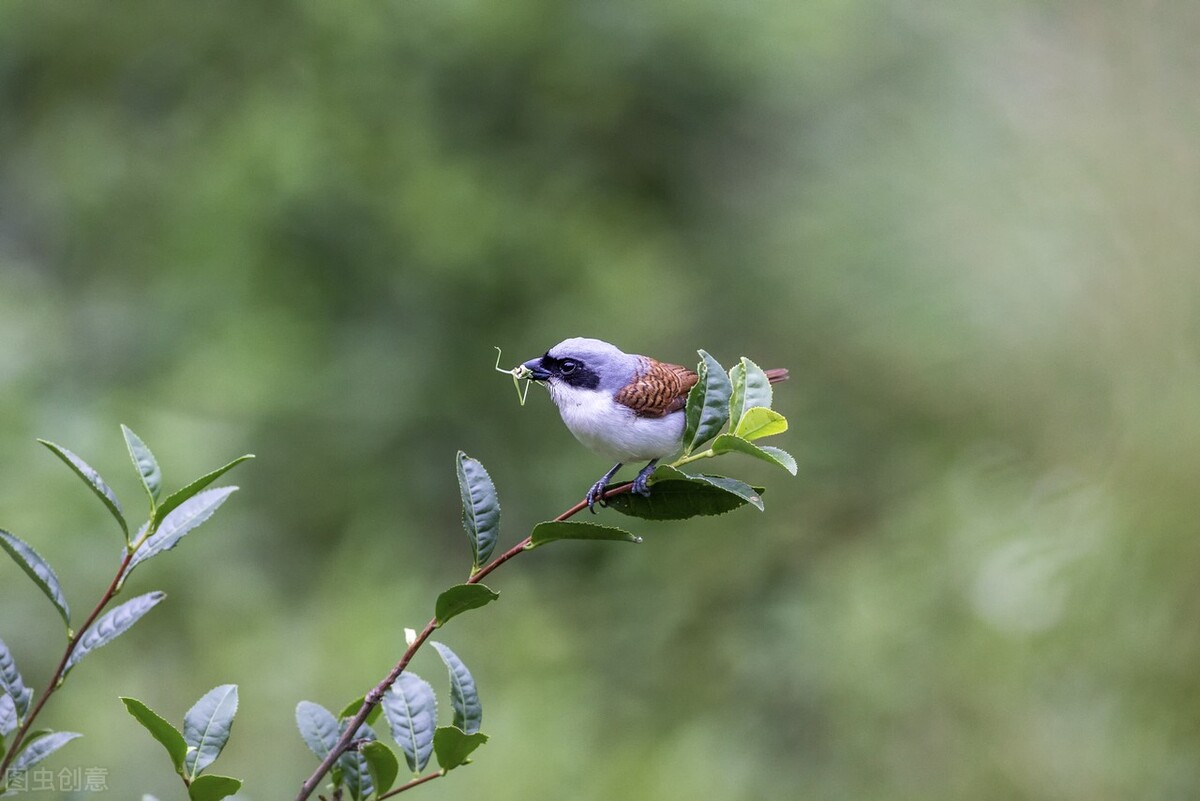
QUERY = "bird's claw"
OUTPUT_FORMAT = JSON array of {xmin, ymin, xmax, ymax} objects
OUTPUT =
[
  {"xmin": 586, "ymin": 480, "xmax": 609, "ymax": 513},
  {"xmin": 632, "ymin": 472, "xmax": 653, "ymax": 498}
]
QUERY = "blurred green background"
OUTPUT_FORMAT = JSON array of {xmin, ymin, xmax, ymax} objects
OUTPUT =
[{"xmin": 2, "ymin": 0, "xmax": 1199, "ymax": 798}]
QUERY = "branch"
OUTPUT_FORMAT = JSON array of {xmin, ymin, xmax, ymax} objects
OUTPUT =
[
  {"xmin": 0, "ymin": 549, "xmax": 135, "ymax": 777},
  {"xmin": 378, "ymin": 770, "xmax": 443, "ymax": 799},
  {"xmin": 292, "ymin": 482, "xmax": 634, "ymax": 801}
]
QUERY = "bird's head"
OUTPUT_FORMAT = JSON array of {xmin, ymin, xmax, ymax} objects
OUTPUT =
[{"xmin": 521, "ymin": 338, "xmax": 638, "ymax": 397}]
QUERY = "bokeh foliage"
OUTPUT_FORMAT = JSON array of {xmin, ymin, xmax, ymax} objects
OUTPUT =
[{"xmin": 1, "ymin": 0, "xmax": 1199, "ymax": 798}]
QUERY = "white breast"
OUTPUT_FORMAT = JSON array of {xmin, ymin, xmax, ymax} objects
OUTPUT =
[{"xmin": 548, "ymin": 384, "xmax": 685, "ymax": 463}]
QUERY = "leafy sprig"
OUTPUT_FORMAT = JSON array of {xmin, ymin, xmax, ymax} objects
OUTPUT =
[
  {"xmin": 3, "ymin": 351, "xmax": 790, "ymax": 799},
  {"xmin": 122, "ymin": 685, "xmax": 243, "ymax": 801},
  {"xmin": 293, "ymin": 349, "xmax": 794, "ymax": 800},
  {"xmin": 0, "ymin": 428, "xmax": 251, "ymax": 792}
]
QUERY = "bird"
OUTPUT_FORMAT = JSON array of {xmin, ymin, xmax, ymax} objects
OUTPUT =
[{"xmin": 521, "ymin": 337, "xmax": 788, "ymax": 512}]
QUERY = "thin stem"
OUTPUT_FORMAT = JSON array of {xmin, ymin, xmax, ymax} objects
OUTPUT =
[
  {"xmin": 292, "ymin": 482, "xmax": 635, "ymax": 801},
  {"xmin": 0, "ymin": 549, "xmax": 135, "ymax": 777},
  {"xmin": 669, "ymin": 449, "xmax": 715, "ymax": 469},
  {"xmin": 378, "ymin": 770, "xmax": 443, "ymax": 799}
]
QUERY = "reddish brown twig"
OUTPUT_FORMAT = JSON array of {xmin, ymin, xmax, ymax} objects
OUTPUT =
[
  {"xmin": 0, "ymin": 549, "xmax": 136, "ymax": 778},
  {"xmin": 293, "ymin": 483, "xmax": 633, "ymax": 801}
]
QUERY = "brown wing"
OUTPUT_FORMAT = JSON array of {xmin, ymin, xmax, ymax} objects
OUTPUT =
[{"xmin": 614, "ymin": 357, "xmax": 698, "ymax": 418}]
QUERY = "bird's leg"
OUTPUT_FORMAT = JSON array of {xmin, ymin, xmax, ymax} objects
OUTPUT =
[
  {"xmin": 587, "ymin": 462, "xmax": 623, "ymax": 513},
  {"xmin": 631, "ymin": 459, "xmax": 659, "ymax": 498}
]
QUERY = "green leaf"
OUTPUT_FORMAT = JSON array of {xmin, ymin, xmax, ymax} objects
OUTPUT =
[
  {"xmin": 433, "ymin": 726, "xmax": 488, "ymax": 772},
  {"xmin": 11, "ymin": 731, "xmax": 82, "ymax": 772},
  {"xmin": 125, "ymin": 487, "xmax": 239, "ymax": 579},
  {"xmin": 733, "ymin": 406, "xmax": 788, "ymax": 441},
  {"xmin": 0, "ymin": 529, "xmax": 70, "ymax": 630},
  {"xmin": 64, "ymin": 591, "xmax": 165, "ymax": 675},
  {"xmin": 121, "ymin": 697, "xmax": 188, "ymax": 775},
  {"xmin": 757, "ymin": 445, "xmax": 799, "ymax": 474},
  {"xmin": 341, "ymin": 755, "xmax": 372, "ymax": 801},
  {"xmin": 187, "ymin": 774, "xmax": 243, "ymax": 801},
  {"xmin": 429, "ymin": 642, "xmax": 481, "ymax": 734},
  {"xmin": 728, "ymin": 360, "xmax": 745, "ymax": 418},
  {"xmin": 337, "ymin": 722, "xmax": 376, "ymax": 801},
  {"xmin": 606, "ymin": 467, "xmax": 766, "ymax": 520},
  {"xmin": 16, "ymin": 728, "xmax": 50, "ymax": 744},
  {"xmin": 684, "ymin": 473, "xmax": 764, "ymax": 511},
  {"xmin": 382, "ymin": 671, "xmax": 437, "ymax": 774},
  {"xmin": 0, "ymin": 694, "xmax": 15, "ymax": 737},
  {"xmin": 183, "ymin": 684, "xmax": 238, "ymax": 780},
  {"xmin": 527, "ymin": 520, "xmax": 642, "ymax": 549},
  {"xmin": 295, "ymin": 701, "xmax": 341, "ymax": 760},
  {"xmin": 434, "ymin": 584, "xmax": 499, "ymax": 626},
  {"xmin": 728, "ymin": 357, "xmax": 773, "ymax": 426},
  {"xmin": 606, "ymin": 481, "xmax": 744, "ymax": 520},
  {"xmin": 337, "ymin": 696, "xmax": 383, "ymax": 728},
  {"xmin": 122, "ymin": 425, "xmax": 163, "ymax": 505},
  {"xmin": 362, "ymin": 741, "xmax": 400, "ymax": 795},
  {"xmin": 682, "ymin": 351, "xmax": 732, "ymax": 455},
  {"xmin": 38, "ymin": 439, "xmax": 128, "ymax": 540},
  {"xmin": 0, "ymin": 638, "xmax": 30, "ymax": 717},
  {"xmin": 711, "ymin": 435, "xmax": 798, "ymax": 475},
  {"xmin": 152, "ymin": 455, "xmax": 254, "ymax": 529},
  {"xmin": 456, "ymin": 452, "xmax": 501, "ymax": 570}
]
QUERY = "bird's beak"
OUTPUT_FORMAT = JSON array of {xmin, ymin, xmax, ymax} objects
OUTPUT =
[{"xmin": 522, "ymin": 358, "xmax": 553, "ymax": 381}]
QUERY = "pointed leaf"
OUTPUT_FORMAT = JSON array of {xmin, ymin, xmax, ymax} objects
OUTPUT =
[
  {"xmin": 711, "ymin": 435, "xmax": 798, "ymax": 475},
  {"xmin": 606, "ymin": 467, "xmax": 766, "ymax": 520},
  {"xmin": 38, "ymin": 440, "xmax": 127, "ymax": 539},
  {"xmin": 362, "ymin": 741, "xmax": 400, "ymax": 795},
  {"xmin": 728, "ymin": 360, "xmax": 745, "ymax": 424},
  {"xmin": 16, "ymin": 729, "xmax": 52, "ymax": 749},
  {"xmin": 337, "ymin": 722, "xmax": 376, "ymax": 801},
  {"xmin": 0, "ymin": 530, "xmax": 70, "ymax": 629},
  {"xmin": 0, "ymin": 638, "xmax": 31, "ymax": 717},
  {"xmin": 684, "ymin": 473, "xmax": 764, "ymax": 511},
  {"xmin": 527, "ymin": 520, "xmax": 641, "ymax": 549},
  {"xmin": 337, "ymin": 696, "xmax": 383, "ymax": 728},
  {"xmin": 456, "ymin": 452, "xmax": 500, "ymax": 570},
  {"xmin": 729, "ymin": 357, "xmax": 773, "ymax": 426},
  {"xmin": 65, "ymin": 591, "xmax": 165, "ymax": 674},
  {"xmin": 7, "ymin": 727, "xmax": 50, "ymax": 775},
  {"xmin": 187, "ymin": 775, "xmax": 242, "ymax": 801},
  {"xmin": 0, "ymin": 694, "xmax": 15, "ymax": 737},
  {"xmin": 382, "ymin": 671, "xmax": 437, "ymax": 774},
  {"xmin": 435, "ymin": 584, "xmax": 499, "ymax": 626},
  {"xmin": 762, "ymin": 445, "xmax": 798, "ymax": 473},
  {"xmin": 121, "ymin": 697, "xmax": 188, "ymax": 774},
  {"xmin": 681, "ymin": 353, "xmax": 710, "ymax": 454},
  {"xmin": 11, "ymin": 731, "xmax": 82, "ymax": 772},
  {"xmin": 152, "ymin": 455, "xmax": 254, "ymax": 529},
  {"xmin": 734, "ymin": 407, "xmax": 788, "ymax": 441},
  {"xmin": 340, "ymin": 753, "xmax": 373, "ymax": 801},
  {"xmin": 429, "ymin": 642, "xmax": 481, "ymax": 734},
  {"xmin": 432, "ymin": 726, "xmax": 488, "ymax": 772},
  {"xmin": 295, "ymin": 701, "xmax": 340, "ymax": 760},
  {"xmin": 183, "ymin": 684, "xmax": 238, "ymax": 779},
  {"xmin": 606, "ymin": 481, "xmax": 749, "ymax": 520},
  {"xmin": 682, "ymin": 351, "xmax": 732, "ymax": 455},
  {"xmin": 122, "ymin": 425, "xmax": 163, "ymax": 504},
  {"xmin": 125, "ymin": 487, "xmax": 238, "ymax": 578}
]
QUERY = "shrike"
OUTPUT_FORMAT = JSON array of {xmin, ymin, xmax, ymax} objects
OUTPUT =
[{"xmin": 522, "ymin": 337, "xmax": 788, "ymax": 511}]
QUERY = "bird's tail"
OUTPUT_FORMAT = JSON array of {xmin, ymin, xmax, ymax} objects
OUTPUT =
[{"xmin": 765, "ymin": 368, "xmax": 789, "ymax": 384}]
